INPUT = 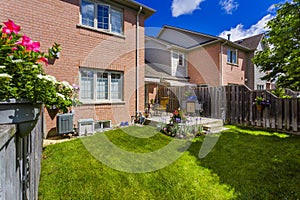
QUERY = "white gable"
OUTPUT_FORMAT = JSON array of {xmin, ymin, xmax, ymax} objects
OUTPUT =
[{"xmin": 158, "ymin": 28, "xmax": 215, "ymax": 49}]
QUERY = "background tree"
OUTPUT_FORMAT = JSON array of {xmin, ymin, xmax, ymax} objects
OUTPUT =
[{"xmin": 252, "ymin": 0, "xmax": 300, "ymax": 91}]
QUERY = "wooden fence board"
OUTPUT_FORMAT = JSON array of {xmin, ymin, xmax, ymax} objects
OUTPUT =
[
  {"xmin": 284, "ymin": 99, "xmax": 290, "ymax": 131},
  {"xmin": 292, "ymin": 98, "xmax": 298, "ymax": 132},
  {"xmin": 277, "ymin": 98, "xmax": 283, "ymax": 129},
  {"xmin": 0, "ymin": 116, "xmax": 42, "ymax": 200}
]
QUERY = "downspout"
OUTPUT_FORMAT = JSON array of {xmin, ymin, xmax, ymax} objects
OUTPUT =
[{"xmin": 136, "ymin": 6, "xmax": 142, "ymax": 114}]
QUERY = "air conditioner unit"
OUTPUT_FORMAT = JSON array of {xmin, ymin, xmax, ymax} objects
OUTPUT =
[
  {"xmin": 56, "ymin": 113, "xmax": 74, "ymax": 135},
  {"xmin": 78, "ymin": 118, "xmax": 94, "ymax": 136}
]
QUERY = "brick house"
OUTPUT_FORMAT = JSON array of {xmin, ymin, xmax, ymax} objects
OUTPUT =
[
  {"xmin": 234, "ymin": 34, "xmax": 273, "ymax": 90},
  {"xmin": 145, "ymin": 26, "xmax": 267, "ymax": 105},
  {"xmin": 0, "ymin": 0, "xmax": 155, "ymax": 136}
]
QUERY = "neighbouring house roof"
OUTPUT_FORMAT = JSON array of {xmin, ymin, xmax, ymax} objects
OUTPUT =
[
  {"xmin": 154, "ymin": 25, "xmax": 251, "ymax": 51},
  {"xmin": 145, "ymin": 35, "xmax": 189, "ymax": 51},
  {"xmin": 145, "ymin": 61, "xmax": 189, "ymax": 82},
  {"xmin": 113, "ymin": 0, "xmax": 156, "ymax": 19},
  {"xmin": 234, "ymin": 34, "xmax": 264, "ymax": 50},
  {"xmin": 158, "ymin": 25, "xmax": 220, "ymax": 41}
]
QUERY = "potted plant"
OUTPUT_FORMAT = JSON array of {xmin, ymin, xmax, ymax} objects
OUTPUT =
[
  {"xmin": 47, "ymin": 42, "xmax": 61, "ymax": 64},
  {"xmin": 0, "ymin": 19, "xmax": 78, "ymax": 137},
  {"xmin": 253, "ymin": 96, "xmax": 270, "ymax": 112}
]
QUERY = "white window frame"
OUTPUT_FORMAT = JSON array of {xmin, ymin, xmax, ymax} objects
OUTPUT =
[
  {"xmin": 172, "ymin": 51, "xmax": 185, "ymax": 67},
  {"xmin": 80, "ymin": 0, "xmax": 124, "ymax": 35},
  {"xmin": 79, "ymin": 68, "xmax": 124, "ymax": 103},
  {"xmin": 257, "ymin": 84, "xmax": 265, "ymax": 90},
  {"xmin": 227, "ymin": 48, "xmax": 238, "ymax": 65}
]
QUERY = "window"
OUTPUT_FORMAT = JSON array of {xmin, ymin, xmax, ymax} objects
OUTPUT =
[
  {"xmin": 178, "ymin": 54, "xmax": 184, "ymax": 66},
  {"xmin": 81, "ymin": 0, "xmax": 123, "ymax": 34},
  {"xmin": 80, "ymin": 69, "xmax": 123, "ymax": 102},
  {"xmin": 257, "ymin": 84, "xmax": 265, "ymax": 90},
  {"xmin": 172, "ymin": 51, "xmax": 185, "ymax": 67},
  {"xmin": 227, "ymin": 48, "xmax": 237, "ymax": 64}
]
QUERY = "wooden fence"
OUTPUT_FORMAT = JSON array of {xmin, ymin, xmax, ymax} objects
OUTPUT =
[
  {"xmin": 162, "ymin": 85, "xmax": 300, "ymax": 134},
  {"xmin": 0, "ymin": 115, "xmax": 43, "ymax": 200}
]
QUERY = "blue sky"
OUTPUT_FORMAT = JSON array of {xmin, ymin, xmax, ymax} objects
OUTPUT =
[{"xmin": 137, "ymin": 0, "xmax": 283, "ymax": 41}]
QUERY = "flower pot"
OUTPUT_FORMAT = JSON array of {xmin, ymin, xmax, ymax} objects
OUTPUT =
[
  {"xmin": 0, "ymin": 99, "xmax": 42, "ymax": 138},
  {"xmin": 47, "ymin": 106, "xmax": 60, "ymax": 119},
  {"xmin": 47, "ymin": 57, "xmax": 56, "ymax": 65},
  {"xmin": 255, "ymin": 104, "xmax": 264, "ymax": 112}
]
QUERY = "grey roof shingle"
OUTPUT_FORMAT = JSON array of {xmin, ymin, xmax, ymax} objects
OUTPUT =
[
  {"xmin": 145, "ymin": 62, "xmax": 189, "ymax": 81},
  {"xmin": 234, "ymin": 34, "xmax": 264, "ymax": 50}
]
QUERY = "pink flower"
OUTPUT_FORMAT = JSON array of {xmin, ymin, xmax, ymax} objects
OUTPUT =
[
  {"xmin": 2, "ymin": 19, "xmax": 20, "ymax": 35},
  {"xmin": 16, "ymin": 35, "xmax": 40, "ymax": 52},
  {"xmin": 37, "ymin": 57, "xmax": 48, "ymax": 65},
  {"xmin": 72, "ymin": 84, "xmax": 80, "ymax": 91},
  {"xmin": 30, "ymin": 41, "xmax": 40, "ymax": 52}
]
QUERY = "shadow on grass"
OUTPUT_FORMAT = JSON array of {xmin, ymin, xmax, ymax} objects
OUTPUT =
[{"xmin": 187, "ymin": 126, "xmax": 300, "ymax": 200}]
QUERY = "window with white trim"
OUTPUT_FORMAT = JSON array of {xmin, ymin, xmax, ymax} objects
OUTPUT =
[
  {"xmin": 227, "ymin": 48, "xmax": 237, "ymax": 64},
  {"xmin": 172, "ymin": 51, "xmax": 185, "ymax": 67},
  {"xmin": 257, "ymin": 84, "xmax": 265, "ymax": 90},
  {"xmin": 80, "ymin": 69, "xmax": 123, "ymax": 102},
  {"xmin": 80, "ymin": 0, "xmax": 123, "ymax": 35}
]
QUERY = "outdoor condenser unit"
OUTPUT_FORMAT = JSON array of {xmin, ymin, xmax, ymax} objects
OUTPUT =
[{"xmin": 56, "ymin": 113, "xmax": 74, "ymax": 135}]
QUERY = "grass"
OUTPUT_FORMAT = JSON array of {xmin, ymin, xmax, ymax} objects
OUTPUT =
[{"xmin": 38, "ymin": 125, "xmax": 300, "ymax": 200}]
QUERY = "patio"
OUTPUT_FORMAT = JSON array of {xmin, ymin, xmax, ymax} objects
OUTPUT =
[{"xmin": 146, "ymin": 111, "xmax": 226, "ymax": 133}]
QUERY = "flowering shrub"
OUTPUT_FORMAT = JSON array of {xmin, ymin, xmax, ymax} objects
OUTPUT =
[
  {"xmin": 0, "ymin": 19, "xmax": 78, "ymax": 113},
  {"xmin": 170, "ymin": 108, "xmax": 186, "ymax": 124}
]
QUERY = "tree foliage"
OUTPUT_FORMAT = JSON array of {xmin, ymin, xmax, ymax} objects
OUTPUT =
[{"xmin": 252, "ymin": 0, "xmax": 300, "ymax": 91}]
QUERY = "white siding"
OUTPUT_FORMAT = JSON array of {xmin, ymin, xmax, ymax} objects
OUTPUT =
[
  {"xmin": 171, "ymin": 50, "xmax": 187, "ymax": 77},
  {"xmin": 159, "ymin": 28, "xmax": 213, "ymax": 48},
  {"xmin": 145, "ymin": 40, "xmax": 172, "ymax": 75},
  {"xmin": 254, "ymin": 41, "xmax": 267, "ymax": 90}
]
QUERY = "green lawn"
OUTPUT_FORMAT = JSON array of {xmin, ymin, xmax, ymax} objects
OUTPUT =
[{"xmin": 38, "ymin": 125, "xmax": 300, "ymax": 200}]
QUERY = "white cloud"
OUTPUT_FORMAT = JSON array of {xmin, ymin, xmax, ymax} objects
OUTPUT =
[
  {"xmin": 171, "ymin": 0, "xmax": 205, "ymax": 17},
  {"xmin": 267, "ymin": 4, "xmax": 277, "ymax": 13},
  {"xmin": 219, "ymin": 0, "xmax": 239, "ymax": 14},
  {"xmin": 218, "ymin": 14, "xmax": 274, "ymax": 41}
]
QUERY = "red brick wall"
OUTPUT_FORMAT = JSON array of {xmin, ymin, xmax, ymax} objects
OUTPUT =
[
  {"xmin": 188, "ymin": 43, "xmax": 221, "ymax": 86},
  {"xmin": 221, "ymin": 45, "xmax": 246, "ymax": 85},
  {"xmin": 188, "ymin": 42, "xmax": 246, "ymax": 86},
  {"xmin": 0, "ymin": 0, "xmax": 146, "ymax": 134}
]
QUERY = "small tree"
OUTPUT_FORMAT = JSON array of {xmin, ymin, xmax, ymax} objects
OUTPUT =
[{"xmin": 252, "ymin": 0, "xmax": 300, "ymax": 91}]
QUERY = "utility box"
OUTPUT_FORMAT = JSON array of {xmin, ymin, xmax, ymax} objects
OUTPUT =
[
  {"xmin": 57, "ymin": 113, "xmax": 74, "ymax": 135},
  {"xmin": 78, "ymin": 118, "xmax": 94, "ymax": 136},
  {"xmin": 186, "ymin": 96, "xmax": 197, "ymax": 114}
]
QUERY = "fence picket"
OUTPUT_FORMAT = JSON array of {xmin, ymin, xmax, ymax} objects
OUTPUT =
[
  {"xmin": 292, "ymin": 98, "xmax": 298, "ymax": 132},
  {"xmin": 284, "ymin": 99, "xmax": 290, "ymax": 131}
]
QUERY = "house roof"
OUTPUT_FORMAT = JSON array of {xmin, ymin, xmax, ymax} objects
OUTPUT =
[
  {"xmin": 154, "ymin": 25, "xmax": 251, "ymax": 51},
  {"xmin": 158, "ymin": 25, "xmax": 220, "ymax": 41},
  {"xmin": 112, "ymin": 0, "xmax": 155, "ymax": 19},
  {"xmin": 234, "ymin": 34, "xmax": 264, "ymax": 50},
  {"xmin": 145, "ymin": 61, "xmax": 189, "ymax": 82}
]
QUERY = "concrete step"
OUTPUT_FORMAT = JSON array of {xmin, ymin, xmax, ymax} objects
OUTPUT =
[
  {"xmin": 201, "ymin": 118, "xmax": 225, "ymax": 133},
  {"xmin": 201, "ymin": 119, "xmax": 223, "ymax": 127},
  {"xmin": 203, "ymin": 124, "xmax": 227, "ymax": 133}
]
